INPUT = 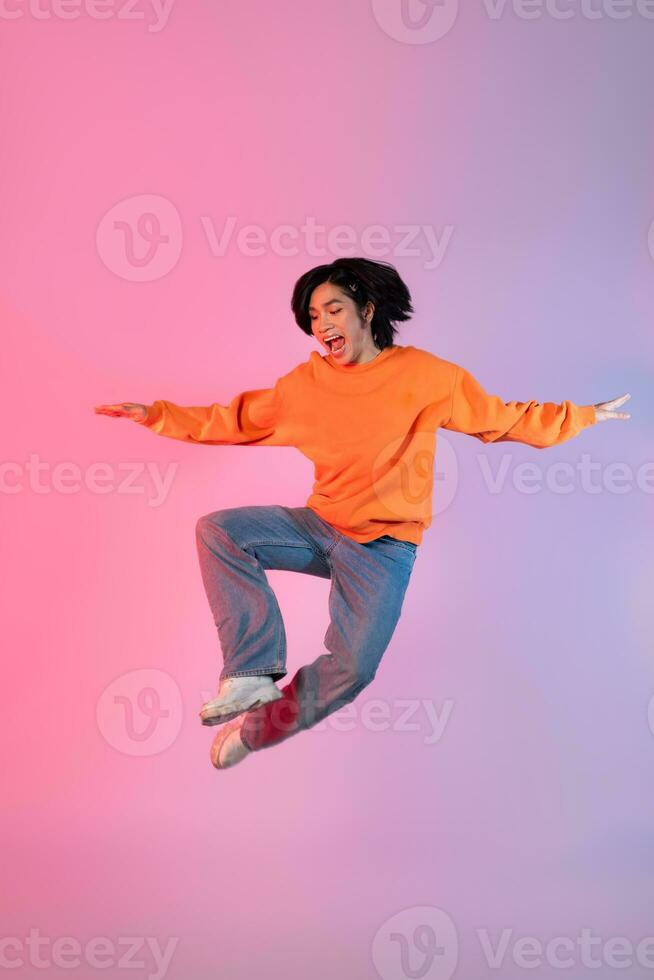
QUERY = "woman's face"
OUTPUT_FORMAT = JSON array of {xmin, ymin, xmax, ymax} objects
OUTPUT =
[{"xmin": 308, "ymin": 282, "xmax": 380, "ymax": 366}]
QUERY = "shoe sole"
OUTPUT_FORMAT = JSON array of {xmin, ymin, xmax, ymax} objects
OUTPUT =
[{"xmin": 200, "ymin": 687, "xmax": 283, "ymax": 727}]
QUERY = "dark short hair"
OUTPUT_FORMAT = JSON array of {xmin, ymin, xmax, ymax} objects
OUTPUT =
[{"xmin": 291, "ymin": 257, "xmax": 414, "ymax": 350}]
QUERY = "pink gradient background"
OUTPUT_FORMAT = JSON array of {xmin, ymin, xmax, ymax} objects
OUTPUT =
[{"xmin": 2, "ymin": 3, "xmax": 653, "ymax": 978}]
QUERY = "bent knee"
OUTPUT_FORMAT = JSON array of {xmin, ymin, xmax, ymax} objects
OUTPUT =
[{"xmin": 195, "ymin": 510, "xmax": 230, "ymax": 540}]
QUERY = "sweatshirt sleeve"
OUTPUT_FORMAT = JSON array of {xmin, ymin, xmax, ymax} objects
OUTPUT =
[
  {"xmin": 136, "ymin": 378, "xmax": 290, "ymax": 447},
  {"xmin": 441, "ymin": 364, "xmax": 597, "ymax": 448}
]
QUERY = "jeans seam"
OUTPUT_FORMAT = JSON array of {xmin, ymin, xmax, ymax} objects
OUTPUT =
[
  {"xmin": 303, "ymin": 503, "xmax": 342, "ymax": 544},
  {"xmin": 323, "ymin": 546, "xmax": 340, "ymax": 642},
  {"xmin": 324, "ymin": 537, "xmax": 341, "ymax": 557},
  {"xmin": 244, "ymin": 538, "xmax": 333, "ymax": 563}
]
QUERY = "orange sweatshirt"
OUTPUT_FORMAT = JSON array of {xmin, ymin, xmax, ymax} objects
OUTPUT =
[{"xmin": 138, "ymin": 344, "xmax": 597, "ymax": 546}]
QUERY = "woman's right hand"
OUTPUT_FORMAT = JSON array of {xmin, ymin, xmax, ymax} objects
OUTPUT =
[{"xmin": 94, "ymin": 402, "xmax": 149, "ymax": 422}]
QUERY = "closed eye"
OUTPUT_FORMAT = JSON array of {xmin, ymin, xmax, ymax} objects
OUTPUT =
[{"xmin": 311, "ymin": 307, "xmax": 342, "ymax": 321}]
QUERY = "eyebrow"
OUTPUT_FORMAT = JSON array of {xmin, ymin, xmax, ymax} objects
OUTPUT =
[{"xmin": 308, "ymin": 297, "xmax": 344, "ymax": 312}]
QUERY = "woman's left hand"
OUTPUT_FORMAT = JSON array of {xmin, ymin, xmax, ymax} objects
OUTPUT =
[{"xmin": 593, "ymin": 393, "xmax": 631, "ymax": 422}]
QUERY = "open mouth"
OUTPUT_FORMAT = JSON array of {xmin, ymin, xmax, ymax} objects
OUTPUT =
[{"xmin": 325, "ymin": 334, "xmax": 346, "ymax": 354}]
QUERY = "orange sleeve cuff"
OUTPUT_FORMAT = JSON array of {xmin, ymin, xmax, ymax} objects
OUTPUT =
[
  {"xmin": 137, "ymin": 403, "xmax": 162, "ymax": 428},
  {"xmin": 579, "ymin": 404, "xmax": 597, "ymax": 427}
]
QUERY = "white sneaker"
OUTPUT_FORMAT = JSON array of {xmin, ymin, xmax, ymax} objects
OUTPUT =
[
  {"xmin": 199, "ymin": 674, "xmax": 282, "ymax": 727},
  {"xmin": 210, "ymin": 713, "xmax": 250, "ymax": 769}
]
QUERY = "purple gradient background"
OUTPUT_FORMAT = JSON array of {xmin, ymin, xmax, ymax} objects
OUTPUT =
[{"xmin": 2, "ymin": 2, "xmax": 652, "ymax": 979}]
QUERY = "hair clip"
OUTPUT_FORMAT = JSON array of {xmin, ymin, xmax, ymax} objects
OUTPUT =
[{"xmin": 349, "ymin": 281, "xmax": 358, "ymax": 291}]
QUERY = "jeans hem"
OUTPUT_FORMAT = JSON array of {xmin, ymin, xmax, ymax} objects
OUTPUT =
[{"xmin": 221, "ymin": 667, "xmax": 286, "ymax": 679}]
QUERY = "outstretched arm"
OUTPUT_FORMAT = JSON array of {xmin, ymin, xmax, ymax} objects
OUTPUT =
[
  {"xmin": 441, "ymin": 364, "xmax": 627, "ymax": 449},
  {"xmin": 94, "ymin": 380, "xmax": 290, "ymax": 447}
]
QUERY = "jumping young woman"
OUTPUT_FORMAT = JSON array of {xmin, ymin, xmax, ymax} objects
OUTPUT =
[{"xmin": 94, "ymin": 257, "xmax": 630, "ymax": 770}]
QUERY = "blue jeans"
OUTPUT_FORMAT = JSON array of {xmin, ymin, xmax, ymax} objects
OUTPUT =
[{"xmin": 195, "ymin": 504, "xmax": 418, "ymax": 753}]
